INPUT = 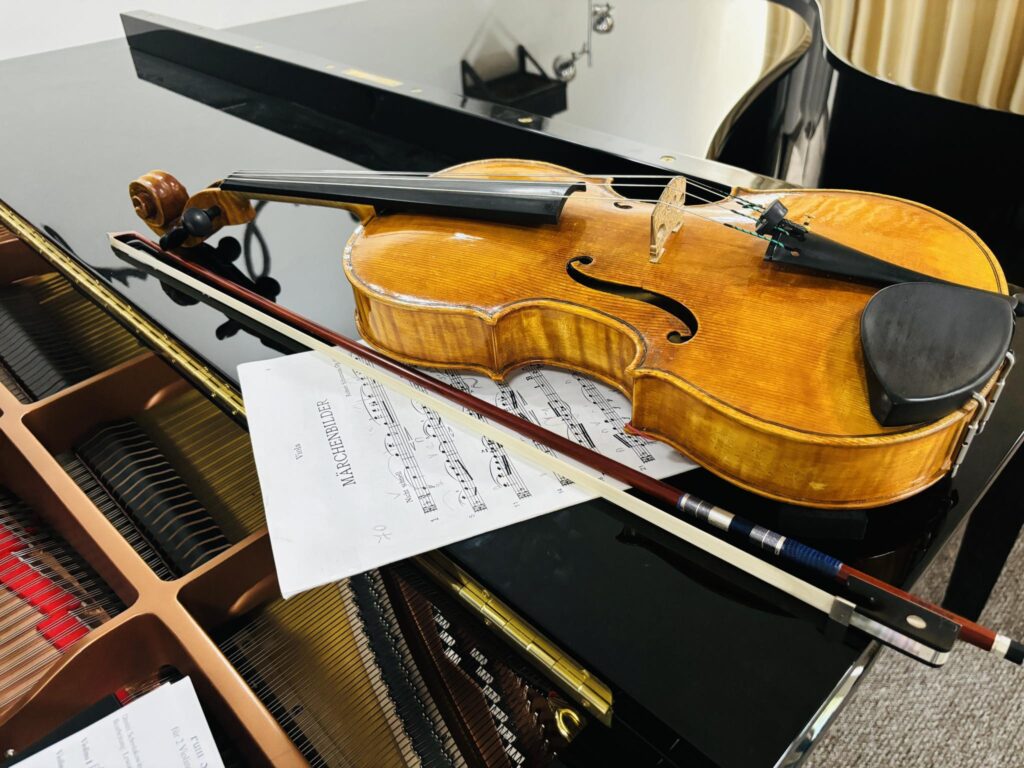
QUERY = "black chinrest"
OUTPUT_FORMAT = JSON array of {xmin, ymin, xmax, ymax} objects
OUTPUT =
[{"xmin": 861, "ymin": 282, "xmax": 1014, "ymax": 426}]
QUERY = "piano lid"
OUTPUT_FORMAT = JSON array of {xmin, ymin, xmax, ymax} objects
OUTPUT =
[{"xmin": 230, "ymin": 0, "xmax": 811, "ymax": 160}]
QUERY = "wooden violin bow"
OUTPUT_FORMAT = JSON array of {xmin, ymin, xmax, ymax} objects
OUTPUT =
[{"xmin": 108, "ymin": 231, "xmax": 1024, "ymax": 668}]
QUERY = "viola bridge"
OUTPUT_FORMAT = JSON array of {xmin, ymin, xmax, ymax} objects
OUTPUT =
[{"xmin": 649, "ymin": 176, "xmax": 687, "ymax": 263}]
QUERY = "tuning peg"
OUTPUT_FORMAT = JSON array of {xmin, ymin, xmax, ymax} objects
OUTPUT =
[
  {"xmin": 182, "ymin": 206, "xmax": 219, "ymax": 237},
  {"xmin": 159, "ymin": 206, "xmax": 221, "ymax": 250}
]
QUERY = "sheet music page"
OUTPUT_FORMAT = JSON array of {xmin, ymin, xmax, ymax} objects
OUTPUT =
[
  {"xmin": 239, "ymin": 350, "xmax": 695, "ymax": 598},
  {"xmin": 15, "ymin": 677, "xmax": 224, "ymax": 768}
]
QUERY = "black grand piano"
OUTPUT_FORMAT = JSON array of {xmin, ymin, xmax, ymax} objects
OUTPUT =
[{"xmin": 0, "ymin": 8, "xmax": 1020, "ymax": 767}]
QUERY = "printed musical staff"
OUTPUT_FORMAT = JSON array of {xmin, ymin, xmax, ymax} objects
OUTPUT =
[
  {"xmin": 438, "ymin": 371, "xmax": 532, "ymax": 500},
  {"xmin": 494, "ymin": 383, "xmax": 574, "ymax": 487},
  {"xmin": 240, "ymin": 351, "xmax": 694, "ymax": 595},
  {"xmin": 417, "ymin": 403, "xmax": 487, "ymax": 514},
  {"xmin": 523, "ymin": 367, "xmax": 596, "ymax": 448},
  {"xmin": 357, "ymin": 372, "xmax": 438, "ymax": 517},
  {"xmin": 573, "ymin": 373, "xmax": 656, "ymax": 464}
]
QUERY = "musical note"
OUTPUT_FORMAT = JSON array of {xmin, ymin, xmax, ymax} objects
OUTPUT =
[
  {"xmin": 494, "ymin": 381, "xmax": 574, "ymax": 487},
  {"xmin": 357, "ymin": 372, "xmax": 438, "ymax": 516},
  {"xmin": 523, "ymin": 367, "xmax": 596, "ymax": 449},
  {"xmin": 572, "ymin": 373, "xmax": 656, "ymax": 464},
  {"xmin": 239, "ymin": 351, "xmax": 695, "ymax": 595},
  {"xmin": 417, "ymin": 402, "xmax": 487, "ymax": 514},
  {"xmin": 438, "ymin": 371, "xmax": 532, "ymax": 500}
]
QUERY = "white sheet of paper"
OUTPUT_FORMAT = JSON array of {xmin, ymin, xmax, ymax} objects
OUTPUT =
[
  {"xmin": 16, "ymin": 677, "xmax": 224, "ymax": 768},
  {"xmin": 239, "ymin": 350, "xmax": 695, "ymax": 597}
]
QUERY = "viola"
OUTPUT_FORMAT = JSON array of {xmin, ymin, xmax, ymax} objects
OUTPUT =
[{"xmin": 128, "ymin": 159, "xmax": 1016, "ymax": 509}]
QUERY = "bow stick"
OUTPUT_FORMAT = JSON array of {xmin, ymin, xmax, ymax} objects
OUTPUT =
[{"xmin": 108, "ymin": 231, "xmax": 1024, "ymax": 668}]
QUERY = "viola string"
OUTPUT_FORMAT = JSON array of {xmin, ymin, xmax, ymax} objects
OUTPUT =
[
  {"xmin": 228, "ymin": 168, "xmax": 766, "ymax": 210},
  {"xmin": 224, "ymin": 175, "xmax": 771, "ymax": 237},
  {"xmin": 227, "ymin": 170, "xmax": 766, "ymax": 213},
  {"xmin": 112, "ymin": 233, "xmax": 1024, "ymax": 664}
]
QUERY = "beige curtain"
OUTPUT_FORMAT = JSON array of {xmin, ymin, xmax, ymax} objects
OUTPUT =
[{"xmin": 820, "ymin": 0, "xmax": 1024, "ymax": 113}]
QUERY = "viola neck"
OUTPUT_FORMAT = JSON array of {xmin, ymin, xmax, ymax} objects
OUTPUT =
[{"xmin": 220, "ymin": 172, "xmax": 585, "ymax": 225}]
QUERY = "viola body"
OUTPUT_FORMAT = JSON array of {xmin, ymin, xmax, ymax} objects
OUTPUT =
[{"xmin": 343, "ymin": 160, "xmax": 1007, "ymax": 509}]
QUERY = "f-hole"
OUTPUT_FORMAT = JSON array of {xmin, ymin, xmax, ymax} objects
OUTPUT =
[{"xmin": 566, "ymin": 255, "xmax": 697, "ymax": 343}]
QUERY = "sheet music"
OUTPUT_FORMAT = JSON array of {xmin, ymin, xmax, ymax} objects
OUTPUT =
[
  {"xmin": 239, "ymin": 350, "xmax": 695, "ymax": 598},
  {"xmin": 15, "ymin": 677, "xmax": 224, "ymax": 768}
]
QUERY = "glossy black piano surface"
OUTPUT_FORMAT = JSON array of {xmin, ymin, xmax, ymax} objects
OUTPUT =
[
  {"xmin": 235, "ymin": 0, "xmax": 1024, "ymax": 285},
  {"xmin": 0, "ymin": 12, "xmax": 1021, "ymax": 768}
]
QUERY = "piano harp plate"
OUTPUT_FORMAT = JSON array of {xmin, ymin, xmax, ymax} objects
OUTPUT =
[{"xmin": 0, "ymin": 206, "xmax": 611, "ymax": 766}]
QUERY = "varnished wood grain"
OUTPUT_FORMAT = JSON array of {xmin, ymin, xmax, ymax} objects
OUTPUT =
[
  {"xmin": 128, "ymin": 170, "xmax": 189, "ymax": 235},
  {"xmin": 344, "ymin": 159, "xmax": 1006, "ymax": 508}
]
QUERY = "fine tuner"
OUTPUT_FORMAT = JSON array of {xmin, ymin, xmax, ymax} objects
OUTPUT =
[{"xmin": 129, "ymin": 159, "xmax": 1017, "ymax": 509}]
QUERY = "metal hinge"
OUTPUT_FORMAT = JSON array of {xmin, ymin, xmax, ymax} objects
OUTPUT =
[{"xmin": 414, "ymin": 550, "xmax": 614, "ymax": 726}]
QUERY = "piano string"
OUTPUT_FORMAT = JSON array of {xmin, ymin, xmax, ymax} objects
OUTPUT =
[
  {"xmin": 0, "ymin": 252, "xmax": 588, "ymax": 762},
  {"xmin": 219, "ymin": 562, "xmax": 580, "ymax": 767},
  {"xmin": 0, "ymin": 489, "xmax": 122, "ymax": 713},
  {"xmin": 0, "ymin": 267, "xmax": 140, "ymax": 402},
  {"xmin": 60, "ymin": 388, "xmax": 266, "ymax": 577}
]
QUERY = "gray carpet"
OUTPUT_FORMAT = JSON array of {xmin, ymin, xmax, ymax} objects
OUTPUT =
[{"xmin": 805, "ymin": 527, "xmax": 1024, "ymax": 767}]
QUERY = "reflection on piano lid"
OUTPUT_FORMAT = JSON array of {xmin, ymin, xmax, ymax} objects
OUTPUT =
[
  {"xmin": 819, "ymin": 0, "xmax": 1024, "ymax": 115},
  {"xmin": 0, "ymin": 488, "xmax": 122, "ymax": 715},
  {"xmin": 59, "ymin": 388, "xmax": 266, "ymax": 579},
  {"xmin": 0, "ymin": 269, "xmax": 141, "ymax": 403},
  {"xmin": 219, "ymin": 562, "xmax": 582, "ymax": 767},
  {"xmin": 717, "ymin": 0, "xmax": 1024, "ymax": 280}
]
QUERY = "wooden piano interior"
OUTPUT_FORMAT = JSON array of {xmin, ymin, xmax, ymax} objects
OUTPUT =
[{"xmin": 0, "ymin": 223, "xmax": 599, "ymax": 766}]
